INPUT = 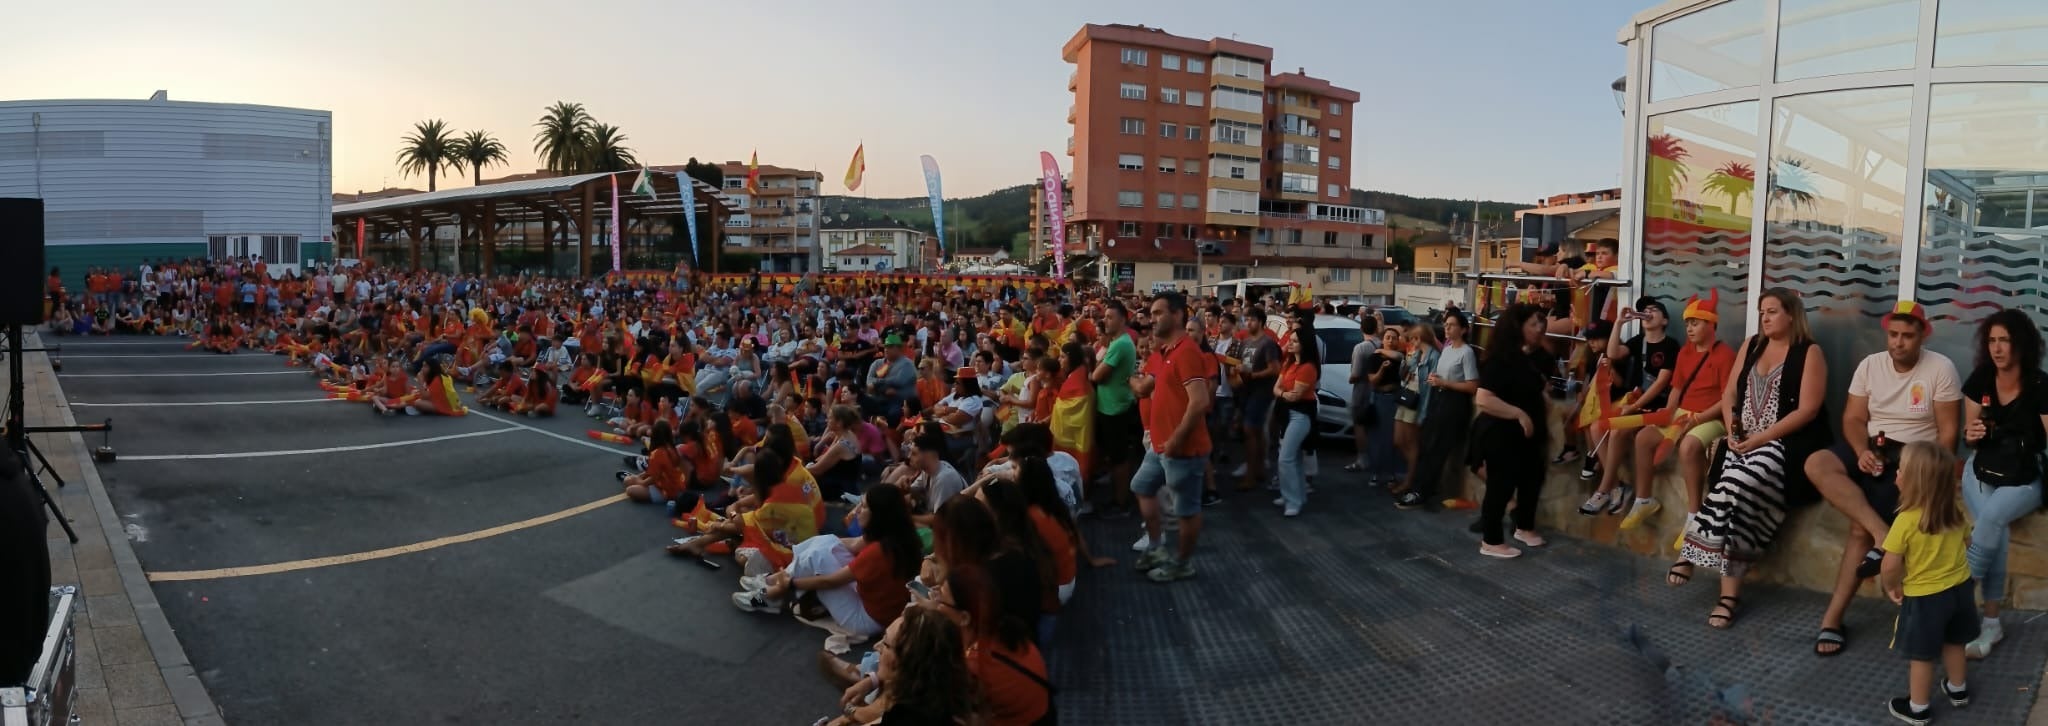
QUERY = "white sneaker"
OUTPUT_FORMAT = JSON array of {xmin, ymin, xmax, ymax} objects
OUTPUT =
[
  {"xmin": 1272, "ymin": 497, "xmax": 1286, "ymax": 507},
  {"xmin": 1966, "ymin": 620, "xmax": 2004, "ymax": 659},
  {"xmin": 1578, "ymin": 491, "xmax": 1609, "ymax": 516},
  {"xmin": 1283, "ymin": 506, "xmax": 1301, "ymax": 517},
  {"xmin": 1230, "ymin": 463, "xmax": 1247, "ymax": 478},
  {"xmin": 738, "ymin": 574, "xmax": 768, "ymax": 592},
  {"xmin": 1131, "ymin": 533, "xmax": 1156, "ymax": 552}
]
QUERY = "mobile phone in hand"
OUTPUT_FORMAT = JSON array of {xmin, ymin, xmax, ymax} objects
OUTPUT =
[{"xmin": 906, "ymin": 578, "xmax": 933, "ymax": 600}]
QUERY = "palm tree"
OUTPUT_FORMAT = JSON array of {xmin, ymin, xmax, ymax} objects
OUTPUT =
[
  {"xmin": 1769, "ymin": 156, "xmax": 1818, "ymax": 214},
  {"xmin": 1644, "ymin": 133, "xmax": 1692, "ymax": 206},
  {"xmin": 583, "ymin": 123, "xmax": 637, "ymax": 173},
  {"xmin": 450, "ymin": 130, "xmax": 509, "ymax": 187},
  {"xmin": 534, "ymin": 102, "xmax": 594, "ymax": 173},
  {"xmin": 395, "ymin": 119, "xmax": 459, "ymax": 192},
  {"xmin": 1701, "ymin": 161, "xmax": 1755, "ymax": 214}
]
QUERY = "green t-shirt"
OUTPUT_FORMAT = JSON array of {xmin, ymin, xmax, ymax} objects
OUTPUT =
[{"xmin": 1096, "ymin": 333, "xmax": 1136, "ymax": 415}]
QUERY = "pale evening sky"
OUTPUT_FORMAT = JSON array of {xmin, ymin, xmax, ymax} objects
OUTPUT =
[{"xmin": 5, "ymin": 0, "xmax": 1645, "ymax": 203}]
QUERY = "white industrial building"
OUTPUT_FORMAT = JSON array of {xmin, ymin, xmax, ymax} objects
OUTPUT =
[{"xmin": 0, "ymin": 92, "xmax": 332, "ymax": 288}]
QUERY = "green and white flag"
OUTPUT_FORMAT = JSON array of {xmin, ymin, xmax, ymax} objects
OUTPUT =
[{"xmin": 631, "ymin": 167, "xmax": 656, "ymax": 197}]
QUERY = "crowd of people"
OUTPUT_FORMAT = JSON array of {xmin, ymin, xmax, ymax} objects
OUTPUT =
[{"xmin": 42, "ymin": 247, "xmax": 2048, "ymax": 724}]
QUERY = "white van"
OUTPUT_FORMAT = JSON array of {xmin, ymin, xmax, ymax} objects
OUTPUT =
[{"xmin": 1198, "ymin": 278, "xmax": 1299, "ymax": 306}]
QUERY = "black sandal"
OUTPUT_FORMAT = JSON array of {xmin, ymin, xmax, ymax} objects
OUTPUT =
[
  {"xmin": 1814, "ymin": 626, "xmax": 1848, "ymax": 657},
  {"xmin": 1666, "ymin": 561, "xmax": 1693, "ymax": 587},
  {"xmin": 1707, "ymin": 595, "xmax": 1739, "ymax": 629}
]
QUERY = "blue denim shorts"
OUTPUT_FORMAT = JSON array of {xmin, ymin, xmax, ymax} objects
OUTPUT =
[{"xmin": 1131, "ymin": 449, "xmax": 1205, "ymax": 518}]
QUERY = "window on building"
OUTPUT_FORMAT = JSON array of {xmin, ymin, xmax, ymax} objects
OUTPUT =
[
  {"xmin": 1330, "ymin": 102, "xmax": 1343, "ymax": 115},
  {"xmin": 1157, "ymin": 192, "xmax": 1174, "ymax": 209},
  {"xmin": 1120, "ymin": 117, "xmax": 1144, "ymax": 135},
  {"xmin": 1184, "ymin": 223, "xmax": 1199, "ymax": 238},
  {"xmin": 1187, "ymin": 58, "xmax": 1205, "ymax": 74},
  {"xmin": 1323, "ymin": 231, "xmax": 1339, "ymax": 246},
  {"xmin": 1223, "ymin": 265, "xmax": 1250, "ymax": 279},
  {"xmin": 1120, "ymin": 83, "xmax": 1147, "ymax": 100},
  {"xmin": 1210, "ymin": 120, "xmax": 1261, "ymax": 146},
  {"xmin": 1121, "ymin": 48, "xmax": 1147, "ymax": 65},
  {"xmin": 1206, "ymin": 189, "xmax": 1258, "ymax": 215},
  {"xmin": 1172, "ymin": 264, "xmax": 1198, "ymax": 280},
  {"xmin": 1327, "ymin": 184, "xmax": 1341, "ymax": 198},
  {"xmin": 1208, "ymin": 154, "xmax": 1256, "ymax": 180},
  {"xmin": 1159, "ymin": 122, "xmax": 1177, "ymax": 138},
  {"xmin": 1214, "ymin": 55, "xmax": 1262, "ymax": 80},
  {"xmin": 1118, "ymin": 153, "xmax": 1143, "ymax": 170},
  {"xmin": 1282, "ymin": 143, "xmax": 1320, "ymax": 164},
  {"xmin": 1211, "ymin": 86, "xmax": 1263, "ymax": 113},
  {"xmin": 1186, "ymin": 90, "xmax": 1204, "ymax": 107},
  {"xmin": 1119, "ymin": 221, "xmax": 1140, "ymax": 236},
  {"xmin": 1181, "ymin": 194, "xmax": 1198, "ymax": 209},
  {"xmin": 1185, "ymin": 126, "xmax": 1200, "ymax": 141},
  {"xmin": 1371, "ymin": 269, "xmax": 1389, "ymax": 283},
  {"xmin": 1330, "ymin": 268, "xmax": 1352, "ymax": 282},
  {"xmin": 1254, "ymin": 228, "xmax": 1271, "ymax": 244},
  {"xmin": 208, "ymin": 235, "xmax": 227, "ymax": 259},
  {"xmin": 1281, "ymin": 172, "xmax": 1317, "ymax": 194},
  {"xmin": 1328, "ymin": 155, "xmax": 1341, "ymax": 170},
  {"xmin": 1162, "ymin": 88, "xmax": 1180, "ymax": 104},
  {"xmin": 1161, "ymin": 54, "xmax": 1181, "ymax": 70},
  {"xmin": 1330, "ymin": 128, "xmax": 1342, "ymax": 140},
  {"xmin": 1183, "ymin": 158, "xmax": 1200, "ymax": 175},
  {"xmin": 1158, "ymin": 157, "xmax": 1176, "ymax": 173},
  {"xmin": 1156, "ymin": 222, "xmax": 1173, "ymax": 238},
  {"xmin": 1118, "ymin": 191, "xmax": 1142, "ymax": 207},
  {"xmin": 1287, "ymin": 229, "xmax": 1304, "ymax": 245}
]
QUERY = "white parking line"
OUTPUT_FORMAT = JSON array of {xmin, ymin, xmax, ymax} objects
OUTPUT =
[
  {"xmin": 122, "ymin": 427, "xmax": 520, "ymax": 461},
  {"xmin": 466, "ymin": 409, "xmax": 633, "ymax": 457},
  {"xmin": 60, "ymin": 370, "xmax": 306, "ymax": 378},
  {"xmin": 59, "ymin": 353, "xmax": 269, "ymax": 359},
  {"xmin": 71, "ymin": 398, "xmax": 340, "ymax": 408},
  {"xmin": 39, "ymin": 339, "xmax": 197, "ymax": 346}
]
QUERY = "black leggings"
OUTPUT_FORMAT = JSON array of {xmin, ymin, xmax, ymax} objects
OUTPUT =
[
  {"xmin": 1480, "ymin": 426, "xmax": 1546, "ymax": 546},
  {"xmin": 1409, "ymin": 391, "xmax": 1473, "ymax": 505}
]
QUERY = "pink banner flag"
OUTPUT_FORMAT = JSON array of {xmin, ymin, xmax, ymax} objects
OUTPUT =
[
  {"xmin": 1039, "ymin": 152, "xmax": 1067, "ymax": 279},
  {"xmin": 355, "ymin": 217, "xmax": 365, "ymax": 259},
  {"xmin": 609, "ymin": 174, "xmax": 623, "ymax": 272}
]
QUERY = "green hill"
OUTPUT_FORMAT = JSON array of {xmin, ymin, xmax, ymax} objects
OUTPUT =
[{"xmin": 819, "ymin": 185, "xmax": 1036, "ymax": 258}]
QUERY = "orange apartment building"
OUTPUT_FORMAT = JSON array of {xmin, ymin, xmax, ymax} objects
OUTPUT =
[
  {"xmin": 1062, "ymin": 23, "xmax": 1393, "ymax": 299},
  {"xmin": 715, "ymin": 161, "xmax": 823, "ymax": 273}
]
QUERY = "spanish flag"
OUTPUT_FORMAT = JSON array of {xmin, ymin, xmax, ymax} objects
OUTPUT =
[
  {"xmin": 844, "ymin": 143, "xmax": 865, "ymax": 191},
  {"xmin": 1049, "ymin": 370, "xmax": 1096, "ymax": 479},
  {"xmin": 745, "ymin": 150, "xmax": 761, "ymax": 194}
]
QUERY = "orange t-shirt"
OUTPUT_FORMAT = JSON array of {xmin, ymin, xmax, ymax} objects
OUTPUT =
[
  {"xmin": 1141, "ymin": 336, "xmax": 1213, "ymax": 457},
  {"xmin": 1277, "ymin": 362, "xmax": 1319, "ymax": 399},
  {"xmin": 848, "ymin": 543, "xmax": 911, "ymax": 627},
  {"xmin": 646, "ymin": 447, "xmax": 686, "ymax": 500},
  {"xmin": 970, "ymin": 640, "xmax": 1050, "ymax": 726},
  {"xmin": 1029, "ymin": 506, "xmax": 1076, "ymax": 614}
]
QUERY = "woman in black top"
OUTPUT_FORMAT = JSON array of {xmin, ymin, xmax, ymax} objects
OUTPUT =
[
  {"xmin": 1474, "ymin": 304, "xmax": 1558, "ymax": 558},
  {"xmin": 1958, "ymin": 309, "xmax": 2048, "ymax": 658}
]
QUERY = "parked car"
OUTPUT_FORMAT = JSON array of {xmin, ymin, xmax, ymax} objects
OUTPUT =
[{"xmin": 1261, "ymin": 313, "xmax": 1366, "ymax": 439}]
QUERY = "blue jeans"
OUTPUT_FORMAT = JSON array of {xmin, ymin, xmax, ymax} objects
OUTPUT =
[
  {"xmin": 1131, "ymin": 449, "xmax": 1205, "ymax": 518},
  {"xmin": 1960, "ymin": 459, "xmax": 2042, "ymax": 603},
  {"xmin": 1277, "ymin": 410, "xmax": 1313, "ymax": 510},
  {"xmin": 1368, "ymin": 395, "xmax": 1403, "ymax": 481}
]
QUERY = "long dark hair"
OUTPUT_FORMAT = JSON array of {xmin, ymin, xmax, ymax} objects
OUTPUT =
[
  {"xmin": 1976, "ymin": 309, "xmax": 2044, "ymax": 377},
  {"xmin": 648, "ymin": 420, "xmax": 675, "ymax": 451},
  {"xmin": 861, "ymin": 483, "xmax": 923, "ymax": 580},
  {"xmin": 1485, "ymin": 303, "xmax": 1546, "ymax": 364},
  {"xmin": 981, "ymin": 479, "xmax": 1057, "ymax": 601},
  {"xmin": 933, "ymin": 496, "xmax": 999, "ymax": 569},
  {"xmin": 1286, "ymin": 309, "xmax": 1321, "ymax": 367},
  {"xmin": 946, "ymin": 555, "xmax": 1039, "ymax": 652},
  {"xmin": 748, "ymin": 449, "xmax": 787, "ymax": 495},
  {"xmin": 882, "ymin": 607, "xmax": 977, "ymax": 722},
  {"xmin": 1015, "ymin": 455, "xmax": 1077, "ymax": 538}
]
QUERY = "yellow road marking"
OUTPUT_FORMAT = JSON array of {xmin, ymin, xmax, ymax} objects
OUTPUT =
[{"xmin": 147, "ymin": 493, "xmax": 629, "ymax": 582}]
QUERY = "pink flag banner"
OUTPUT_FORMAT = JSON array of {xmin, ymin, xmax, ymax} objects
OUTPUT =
[
  {"xmin": 1039, "ymin": 152, "xmax": 1067, "ymax": 279},
  {"xmin": 609, "ymin": 174, "xmax": 623, "ymax": 272}
]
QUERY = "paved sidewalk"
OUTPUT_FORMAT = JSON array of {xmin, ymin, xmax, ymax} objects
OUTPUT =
[
  {"xmin": 8, "ymin": 332, "xmax": 220, "ymax": 726},
  {"xmin": 1053, "ymin": 460, "xmax": 2048, "ymax": 725}
]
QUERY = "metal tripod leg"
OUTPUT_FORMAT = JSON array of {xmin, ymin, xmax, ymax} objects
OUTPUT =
[
  {"xmin": 22, "ymin": 457, "xmax": 79, "ymax": 543},
  {"xmin": 24, "ymin": 436, "xmax": 66, "ymax": 490}
]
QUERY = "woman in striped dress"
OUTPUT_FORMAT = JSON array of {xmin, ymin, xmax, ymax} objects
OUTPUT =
[{"xmin": 1673, "ymin": 288, "xmax": 1831, "ymax": 629}]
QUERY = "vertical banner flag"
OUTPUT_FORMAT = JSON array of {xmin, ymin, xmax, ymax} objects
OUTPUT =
[
  {"xmin": 745, "ymin": 151, "xmax": 761, "ymax": 193},
  {"xmin": 354, "ymin": 217, "xmax": 365, "ymax": 259},
  {"xmin": 675, "ymin": 171, "xmax": 701, "ymax": 268},
  {"xmin": 920, "ymin": 155, "xmax": 946, "ymax": 256},
  {"xmin": 844, "ymin": 143, "xmax": 866, "ymax": 191},
  {"xmin": 1039, "ymin": 152, "xmax": 1067, "ymax": 279},
  {"xmin": 609, "ymin": 173, "xmax": 623, "ymax": 272}
]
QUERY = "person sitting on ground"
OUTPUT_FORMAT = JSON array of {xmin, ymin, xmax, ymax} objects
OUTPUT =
[
  {"xmin": 928, "ymin": 368, "xmax": 987, "ymax": 461},
  {"xmin": 730, "ymin": 483, "xmax": 920, "ymax": 642},
  {"xmin": 370, "ymin": 357, "xmax": 418, "ymax": 416},
  {"xmin": 476, "ymin": 361, "xmax": 523, "ymax": 410},
  {"xmin": 411, "ymin": 358, "xmax": 468, "ymax": 417},
  {"xmin": 607, "ymin": 387, "xmax": 653, "ymax": 439},
  {"xmin": 669, "ymin": 438, "xmax": 820, "ymax": 579},
  {"xmin": 905, "ymin": 429, "xmax": 968, "ymax": 526},
  {"xmin": 511, "ymin": 364, "xmax": 560, "ymax": 418},
  {"xmin": 1810, "ymin": 301, "xmax": 1960, "ymax": 656},
  {"xmin": 826, "ymin": 604, "xmax": 977, "ymax": 726},
  {"xmin": 809, "ymin": 404, "xmax": 884, "ymax": 500},
  {"xmin": 919, "ymin": 555, "xmax": 1051, "ymax": 726},
  {"xmin": 621, "ymin": 421, "xmax": 686, "ymax": 507}
]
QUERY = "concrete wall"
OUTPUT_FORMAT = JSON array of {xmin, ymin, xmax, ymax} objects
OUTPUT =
[{"xmin": 1447, "ymin": 402, "xmax": 2048, "ymax": 610}]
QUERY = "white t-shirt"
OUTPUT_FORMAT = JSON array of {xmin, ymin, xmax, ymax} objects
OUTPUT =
[
  {"xmin": 979, "ymin": 452, "xmax": 1083, "ymax": 513},
  {"xmin": 940, "ymin": 393, "xmax": 987, "ymax": 432},
  {"xmin": 1848, "ymin": 350, "xmax": 1960, "ymax": 444}
]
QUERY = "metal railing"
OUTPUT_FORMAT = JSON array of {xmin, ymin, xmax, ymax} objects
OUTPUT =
[{"xmin": 1466, "ymin": 272, "xmax": 1633, "ymax": 392}]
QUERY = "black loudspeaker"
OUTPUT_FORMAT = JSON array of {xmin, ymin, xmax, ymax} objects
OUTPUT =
[{"xmin": 0, "ymin": 198, "xmax": 46, "ymax": 325}]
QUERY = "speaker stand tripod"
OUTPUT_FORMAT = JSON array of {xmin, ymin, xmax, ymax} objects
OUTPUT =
[{"xmin": 6, "ymin": 323, "xmax": 94, "ymax": 544}]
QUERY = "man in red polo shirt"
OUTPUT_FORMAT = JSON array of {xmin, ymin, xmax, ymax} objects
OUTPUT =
[{"xmin": 1129, "ymin": 291, "xmax": 1213, "ymax": 583}]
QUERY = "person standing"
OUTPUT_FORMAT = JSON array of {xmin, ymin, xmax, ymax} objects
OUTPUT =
[
  {"xmin": 1233, "ymin": 309, "xmax": 1281, "ymax": 490},
  {"xmin": 1956, "ymin": 310, "xmax": 2047, "ymax": 659},
  {"xmin": 1398, "ymin": 311, "xmax": 1480, "ymax": 510},
  {"xmin": 1273, "ymin": 326, "xmax": 1321, "ymax": 517},
  {"xmin": 1474, "ymin": 304, "xmax": 1557, "ymax": 558},
  {"xmin": 1092, "ymin": 301, "xmax": 1141, "ymax": 517},
  {"xmin": 1130, "ymin": 292, "xmax": 1213, "ymax": 582},
  {"xmin": 1810, "ymin": 301, "xmax": 1960, "ymax": 655},
  {"xmin": 1345, "ymin": 314, "xmax": 1383, "ymax": 472}
]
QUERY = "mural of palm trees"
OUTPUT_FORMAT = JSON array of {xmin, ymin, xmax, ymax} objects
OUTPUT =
[
  {"xmin": 583, "ymin": 123, "xmax": 637, "ymax": 173},
  {"xmin": 395, "ymin": 119, "xmax": 459, "ymax": 192},
  {"xmin": 450, "ymin": 130, "xmax": 508, "ymax": 187},
  {"xmin": 1645, "ymin": 133, "xmax": 1692, "ymax": 205},
  {"xmin": 534, "ymin": 102, "xmax": 594, "ymax": 173},
  {"xmin": 1702, "ymin": 161, "xmax": 1754, "ymax": 214},
  {"xmin": 1769, "ymin": 156, "xmax": 1818, "ymax": 214}
]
